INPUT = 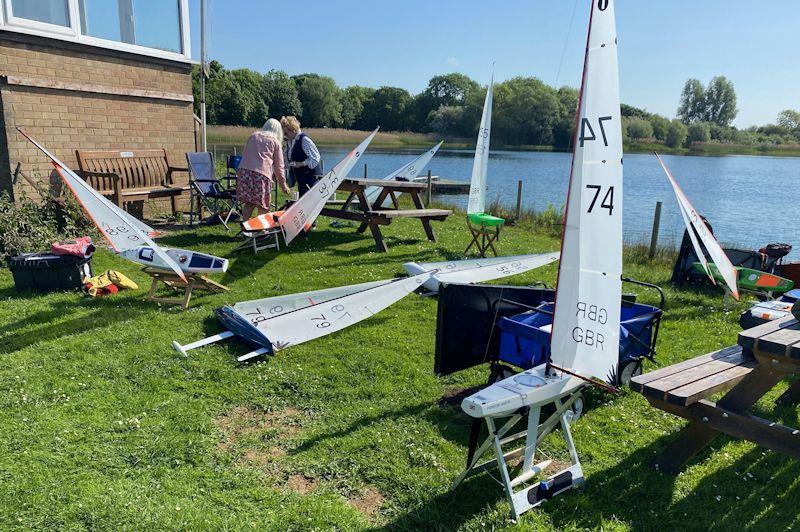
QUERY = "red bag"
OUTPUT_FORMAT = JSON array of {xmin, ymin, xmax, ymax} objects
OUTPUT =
[{"xmin": 52, "ymin": 236, "xmax": 96, "ymax": 258}]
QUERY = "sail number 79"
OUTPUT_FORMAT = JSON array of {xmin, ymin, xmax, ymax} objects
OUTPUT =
[{"xmin": 586, "ymin": 185, "xmax": 614, "ymax": 215}]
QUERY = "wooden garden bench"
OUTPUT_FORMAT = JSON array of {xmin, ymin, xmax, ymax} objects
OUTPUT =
[
  {"xmin": 632, "ymin": 317, "xmax": 800, "ymax": 472},
  {"xmin": 76, "ymin": 149, "xmax": 190, "ymax": 215}
]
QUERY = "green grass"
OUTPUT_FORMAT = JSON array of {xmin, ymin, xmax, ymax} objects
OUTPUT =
[{"xmin": 1, "ymin": 211, "xmax": 798, "ymax": 530}]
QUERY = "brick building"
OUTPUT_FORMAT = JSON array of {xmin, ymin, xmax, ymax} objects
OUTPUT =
[{"xmin": 0, "ymin": 0, "xmax": 196, "ymax": 207}]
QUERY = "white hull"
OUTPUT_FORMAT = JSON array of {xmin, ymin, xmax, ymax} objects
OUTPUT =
[
  {"xmin": 461, "ymin": 364, "xmax": 584, "ymax": 418},
  {"xmin": 121, "ymin": 247, "xmax": 228, "ymax": 274}
]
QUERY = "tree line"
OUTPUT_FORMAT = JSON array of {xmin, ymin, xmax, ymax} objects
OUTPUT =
[{"xmin": 193, "ymin": 62, "xmax": 800, "ymax": 150}]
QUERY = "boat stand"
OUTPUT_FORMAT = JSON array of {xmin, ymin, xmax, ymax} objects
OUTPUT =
[
  {"xmin": 451, "ymin": 389, "xmax": 585, "ymax": 521},
  {"xmin": 143, "ymin": 267, "xmax": 229, "ymax": 310},
  {"xmin": 233, "ymin": 229, "xmax": 281, "ymax": 254},
  {"xmin": 465, "ymin": 219, "xmax": 501, "ymax": 257}
]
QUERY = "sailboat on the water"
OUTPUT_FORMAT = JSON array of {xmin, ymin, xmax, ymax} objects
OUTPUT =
[
  {"xmin": 364, "ymin": 141, "xmax": 443, "ymax": 208},
  {"xmin": 17, "ymin": 128, "xmax": 228, "ymax": 282},
  {"xmin": 241, "ymin": 128, "xmax": 379, "ymax": 245},
  {"xmin": 465, "ymin": 68, "xmax": 505, "ymax": 256},
  {"xmin": 172, "ymin": 271, "xmax": 434, "ymax": 361},
  {"xmin": 452, "ymin": 0, "xmax": 624, "ymax": 520}
]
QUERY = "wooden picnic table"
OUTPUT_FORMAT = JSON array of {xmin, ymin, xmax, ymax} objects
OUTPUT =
[
  {"xmin": 631, "ymin": 315, "xmax": 800, "ymax": 472},
  {"xmin": 319, "ymin": 178, "xmax": 452, "ymax": 252}
]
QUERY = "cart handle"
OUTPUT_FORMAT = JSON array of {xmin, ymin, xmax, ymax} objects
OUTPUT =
[{"xmin": 621, "ymin": 277, "xmax": 666, "ymax": 310}]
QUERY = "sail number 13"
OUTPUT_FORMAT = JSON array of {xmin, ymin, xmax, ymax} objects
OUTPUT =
[{"xmin": 585, "ymin": 185, "xmax": 614, "ymax": 215}]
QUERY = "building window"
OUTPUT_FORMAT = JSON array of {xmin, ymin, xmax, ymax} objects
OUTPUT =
[
  {"xmin": 9, "ymin": 0, "xmax": 71, "ymax": 28},
  {"xmin": 1, "ymin": 0, "xmax": 190, "ymax": 62},
  {"xmin": 79, "ymin": 0, "xmax": 182, "ymax": 54}
]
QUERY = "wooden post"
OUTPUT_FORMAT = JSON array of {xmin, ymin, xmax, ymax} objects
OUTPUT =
[
  {"xmin": 515, "ymin": 179, "xmax": 523, "ymax": 221},
  {"xmin": 212, "ymin": 144, "xmax": 216, "ymax": 160},
  {"xmin": 426, "ymin": 169, "xmax": 432, "ymax": 205},
  {"xmin": 649, "ymin": 201, "xmax": 662, "ymax": 259},
  {"xmin": 364, "ymin": 163, "xmax": 368, "ymax": 179}
]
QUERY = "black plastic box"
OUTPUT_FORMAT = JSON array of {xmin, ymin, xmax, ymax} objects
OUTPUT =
[{"xmin": 8, "ymin": 253, "xmax": 93, "ymax": 293}]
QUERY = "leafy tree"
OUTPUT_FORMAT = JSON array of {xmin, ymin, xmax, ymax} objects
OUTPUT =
[
  {"xmin": 340, "ymin": 86, "xmax": 374, "ymax": 129},
  {"xmin": 361, "ymin": 86, "xmax": 413, "ymax": 131},
  {"xmin": 553, "ymin": 86, "xmax": 579, "ymax": 149},
  {"xmin": 414, "ymin": 73, "xmax": 480, "ymax": 131},
  {"xmin": 666, "ymin": 120, "xmax": 688, "ymax": 148},
  {"xmin": 649, "ymin": 114, "xmax": 670, "ymax": 141},
  {"xmin": 625, "ymin": 117, "xmax": 654, "ymax": 140},
  {"xmin": 687, "ymin": 122, "xmax": 711, "ymax": 144},
  {"xmin": 777, "ymin": 109, "xmax": 800, "ymax": 138},
  {"xmin": 677, "ymin": 78, "xmax": 706, "ymax": 124},
  {"xmin": 263, "ymin": 70, "xmax": 301, "ymax": 119},
  {"xmin": 621, "ymin": 103, "xmax": 651, "ymax": 120},
  {"xmin": 191, "ymin": 60, "xmax": 225, "ymax": 118},
  {"xmin": 703, "ymin": 76, "xmax": 737, "ymax": 126},
  {"xmin": 428, "ymin": 105, "xmax": 464, "ymax": 134},
  {"xmin": 229, "ymin": 68, "xmax": 269, "ymax": 126},
  {"xmin": 493, "ymin": 77, "xmax": 560, "ymax": 146},
  {"xmin": 205, "ymin": 75, "xmax": 247, "ymax": 125},
  {"xmin": 292, "ymin": 74, "xmax": 343, "ymax": 127}
]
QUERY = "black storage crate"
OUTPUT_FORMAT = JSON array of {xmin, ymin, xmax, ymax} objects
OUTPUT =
[{"xmin": 8, "ymin": 253, "xmax": 92, "ymax": 293}]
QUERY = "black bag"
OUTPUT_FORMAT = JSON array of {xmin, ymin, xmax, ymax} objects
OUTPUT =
[{"xmin": 8, "ymin": 253, "xmax": 92, "ymax": 293}]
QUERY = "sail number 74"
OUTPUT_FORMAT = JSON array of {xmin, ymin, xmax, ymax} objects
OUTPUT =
[
  {"xmin": 585, "ymin": 185, "xmax": 614, "ymax": 215},
  {"xmin": 579, "ymin": 116, "xmax": 613, "ymax": 147}
]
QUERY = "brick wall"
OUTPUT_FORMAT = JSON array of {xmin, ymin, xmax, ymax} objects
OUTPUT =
[{"xmin": 0, "ymin": 32, "xmax": 197, "ymax": 212}]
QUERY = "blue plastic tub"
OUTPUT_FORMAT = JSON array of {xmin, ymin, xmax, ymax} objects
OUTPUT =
[{"xmin": 497, "ymin": 301, "xmax": 661, "ymax": 370}]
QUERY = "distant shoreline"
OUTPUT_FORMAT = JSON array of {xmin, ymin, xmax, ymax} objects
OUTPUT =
[{"xmin": 208, "ymin": 126, "xmax": 800, "ymax": 158}]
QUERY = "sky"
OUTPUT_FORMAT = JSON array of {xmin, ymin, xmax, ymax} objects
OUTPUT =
[{"xmin": 188, "ymin": 0, "xmax": 799, "ymax": 128}]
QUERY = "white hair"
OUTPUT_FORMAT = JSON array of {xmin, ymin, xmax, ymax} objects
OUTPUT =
[{"xmin": 262, "ymin": 118, "xmax": 284, "ymax": 144}]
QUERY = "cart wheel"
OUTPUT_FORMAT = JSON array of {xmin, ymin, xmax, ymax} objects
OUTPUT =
[
  {"xmin": 569, "ymin": 393, "xmax": 584, "ymax": 422},
  {"xmin": 618, "ymin": 360, "xmax": 643, "ymax": 387}
]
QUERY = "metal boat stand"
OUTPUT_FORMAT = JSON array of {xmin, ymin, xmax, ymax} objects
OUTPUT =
[{"xmin": 451, "ymin": 386, "xmax": 585, "ymax": 521}]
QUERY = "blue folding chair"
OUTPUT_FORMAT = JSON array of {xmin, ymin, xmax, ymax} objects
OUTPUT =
[{"xmin": 186, "ymin": 152, "xmax": 239, "ymax": 229}]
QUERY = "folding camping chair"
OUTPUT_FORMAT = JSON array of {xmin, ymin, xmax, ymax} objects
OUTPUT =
[
  {"xmin": 465, "ymin": 213, "xmax": 505, "ymax": 257},
  {"xmin": 186, "ymin": 152, "xmax": 240, "ymax": 230}
]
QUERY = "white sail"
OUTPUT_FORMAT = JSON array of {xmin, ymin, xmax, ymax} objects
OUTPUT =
[
  {"xmin": 281, "ymin": 128, "xmax": 379, "ymax": 244},
  {"xmin": 656, "ymin": 153, "xmax": 739, "ymax": 299},
  {"xmin": 550, "ymin": 0, "xmax": 623, "ymax": 384},
  {"xmin": 231, "ymin": 279, "xmax": 389, "ymax": 319},
  {"xmin": 230, "ymin": 272, "xmax": 432, "ymax": 351},
  {"xmin": 403, "ymin": 253, "xmax": 559, "ymax": 292},
  {"xmin": 364, "ymin": 141, "xmax": 443, "ymax": 207},
  {"xmin": 17, "ymin": 128, "xmax": 188, "ymax": 281},
  {"xmin": 467, "ymin": 70, "xmax": 494, "ymax": 215}
]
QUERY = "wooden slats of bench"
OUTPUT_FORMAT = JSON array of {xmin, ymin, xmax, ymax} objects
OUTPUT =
[
  {"xmin": 739, "ymin": 316, "xmax": 800, "ymax": 360},
  {"xmin": 631, "ymin": 345, "xmax": 756, "ymax": 406},
  {"xmin": 371, "ymin": 208, "xmax": 452, "ymax": 219}
]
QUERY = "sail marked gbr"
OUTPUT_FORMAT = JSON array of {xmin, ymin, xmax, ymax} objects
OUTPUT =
[{"xmin": 549, "ymin": 0, "xmax": 623, "ymax": 385}]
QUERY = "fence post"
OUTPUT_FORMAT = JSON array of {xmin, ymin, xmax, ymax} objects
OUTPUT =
[
  {"xmin": 649, "ymin": 201, "xmax": 662, "ymax": 259},
  {"xmin": 426, "ymin": 169, "xmax": 432, "ymax": 205},
  {"xmin": 212, "ymin": 144, "xmax": 216, "ymax": 161},
  {"xmin": 364, "ymin": 163, "xmax": 367, "ymax": 179},
  {"xmin": 515, "ymin": 179, "xmax": 523, "ymax": 221}
]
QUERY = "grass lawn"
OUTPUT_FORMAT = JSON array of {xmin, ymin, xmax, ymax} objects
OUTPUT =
[{"xmin": 1, "ymin": 211, "xmax": 798, "ymax": 530}]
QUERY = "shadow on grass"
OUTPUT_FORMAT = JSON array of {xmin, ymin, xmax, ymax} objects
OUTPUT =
[{"xmin": 0, "ymin": 300, "xmax": 150, "ymax": 354}]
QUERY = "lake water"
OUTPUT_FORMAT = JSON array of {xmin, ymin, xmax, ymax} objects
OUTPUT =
[{"xmin": 314, "ymin": 147, "xmax": 800, "ymax": 258}]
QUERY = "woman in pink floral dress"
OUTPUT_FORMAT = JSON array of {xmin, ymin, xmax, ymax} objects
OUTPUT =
[{"xmin": 236, "ymin": 118, "xmax": 291, "ymax": 220}]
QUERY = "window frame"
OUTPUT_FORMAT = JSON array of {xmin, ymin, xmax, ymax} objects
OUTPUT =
[{"xmin": 0, "ymin": 0, "xmax": 193, "ymax": 63}]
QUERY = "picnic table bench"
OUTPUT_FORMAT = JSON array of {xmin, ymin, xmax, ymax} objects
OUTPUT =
[
  {"xmin": 319, "ymin": 178, "xmax": 452, "ymax": 252},
  {"xmin": 632, "ymin": 316, "xmax": 800, "ymax": 472},
  {"xmin": 76, "ymin": 149, "xmax": 190, "ymax": 215}
]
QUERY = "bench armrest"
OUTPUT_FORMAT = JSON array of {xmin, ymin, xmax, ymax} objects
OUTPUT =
[{"xmin": 165, "ymin": 165, "xmax": 189, "ymax": 186}]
